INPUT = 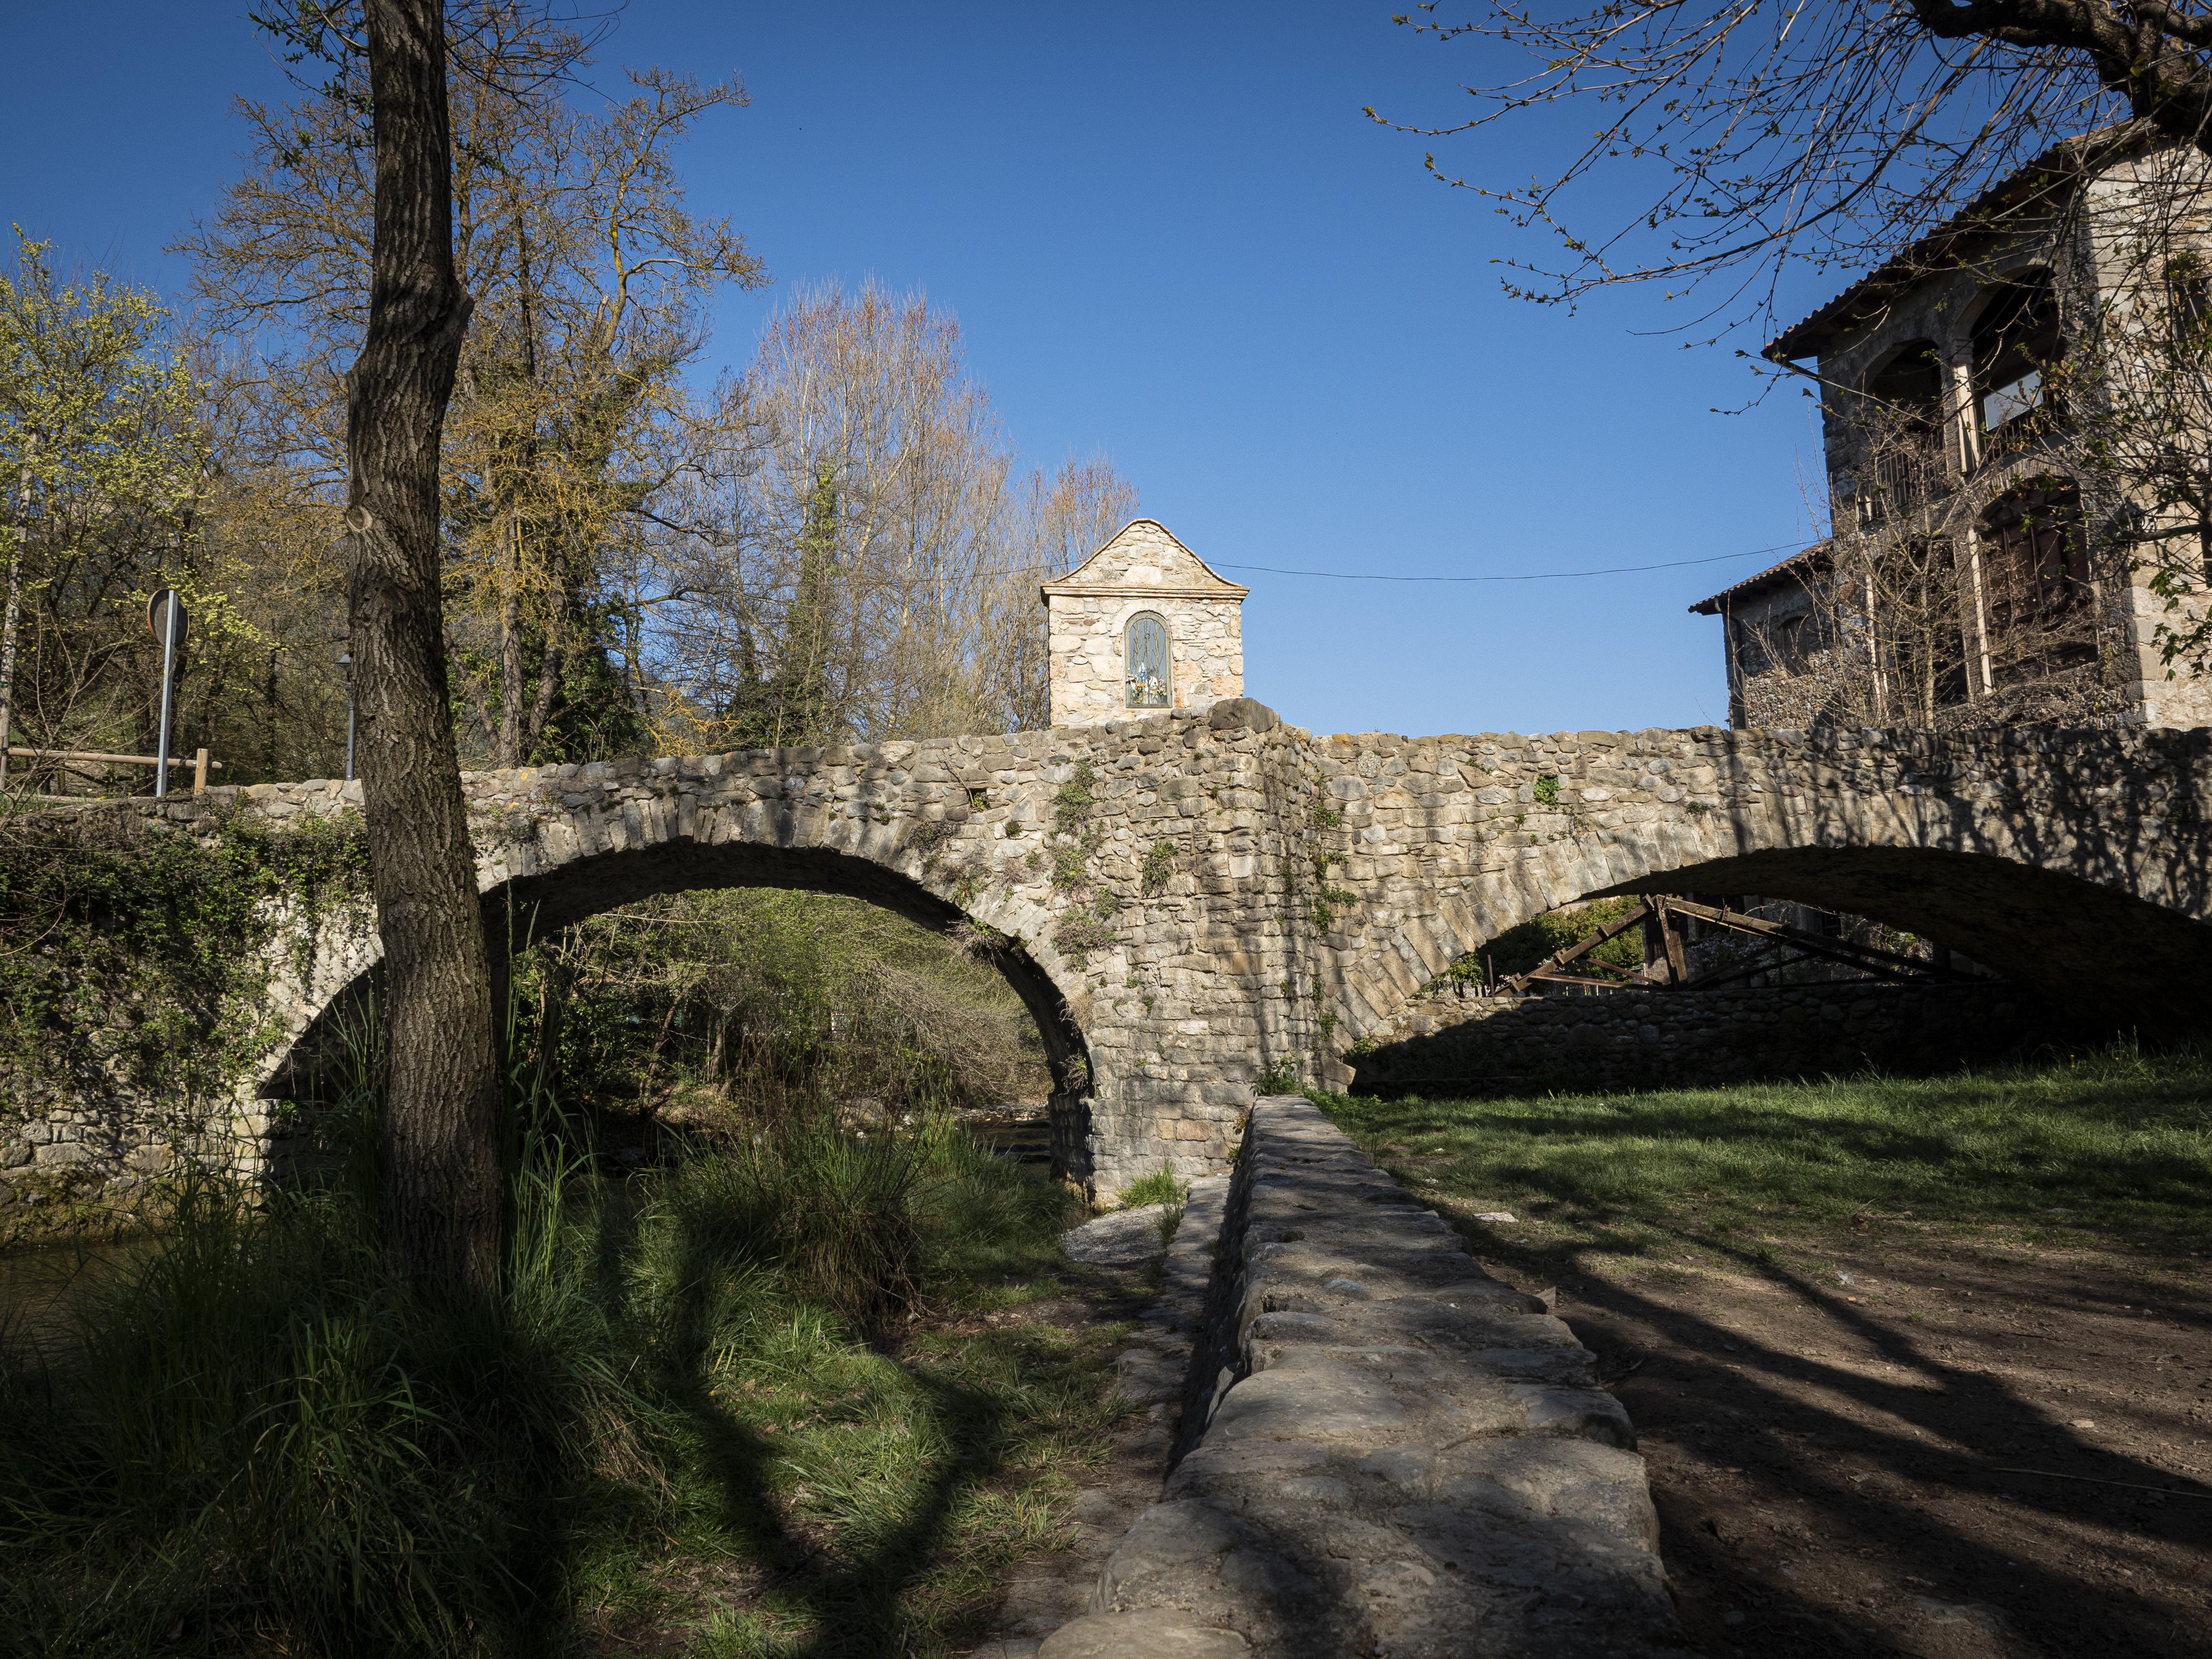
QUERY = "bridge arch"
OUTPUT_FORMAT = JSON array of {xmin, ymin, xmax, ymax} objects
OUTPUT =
[
  {"xmin": 256, "ymin": 743, "xmax": 1136, "ymax": 1179},
  {"xmin": 271, "ymin": 834, "xmax": 1093, "ymax": 1118},
  {"xmin": 1318, "ymin": 725, "xmax": 2212, "ymax": 1059},
  {"xmin": 47, "ymin": 715, "xmax": 2212, "ymax": 1204}
]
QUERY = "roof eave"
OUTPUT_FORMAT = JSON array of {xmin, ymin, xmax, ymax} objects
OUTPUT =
[{"xmin": 1760, "ymin": 125, "xmax": 2156, "ymax": 363}]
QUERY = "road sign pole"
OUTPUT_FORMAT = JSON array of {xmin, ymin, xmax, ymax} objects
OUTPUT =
[{"xmin": 154, "ymin": 589, "xmax": 179, "ymax": 800}]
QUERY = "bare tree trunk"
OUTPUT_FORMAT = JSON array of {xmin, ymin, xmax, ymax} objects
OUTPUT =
[
  {"xmin": 496, "ymin": 509, "xmax": 522, "ymax": 768},
  {"xmin": 0, "ymin": 454, "xmax": 33, "ymax": 793},
  {"xmin": 344, "ymin": 0, "xmax": 498, "ymax": 1298}
]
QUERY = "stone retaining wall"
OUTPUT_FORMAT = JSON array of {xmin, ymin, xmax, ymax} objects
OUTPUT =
[
  {"xmin": 1355, "ymin": 978, "xmax": 2054, "ymax": 1097},
  {"xmin": 1039, "ymin": 1096, "xmax": 1682, "ymax": 1658}
]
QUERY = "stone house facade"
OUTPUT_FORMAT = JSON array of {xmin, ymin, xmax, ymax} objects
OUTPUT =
[
  {"xmin": 1041, "ymin": 519, "xmax": 1247, "ymax": 726},
  {"xmin": 1693, "ymin": 130, "xmax": 2212, "ymax": 731}
]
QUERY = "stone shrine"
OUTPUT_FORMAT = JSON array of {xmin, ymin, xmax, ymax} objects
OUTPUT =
[{"xmin": 1041, "ymin": 519, "xmax": 1247, "ymax": 727}]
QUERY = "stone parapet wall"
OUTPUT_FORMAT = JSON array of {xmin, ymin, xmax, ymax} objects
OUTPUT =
[
  {"xmin": 1039, "ymin": 1097, "xmax": 1681, "ymax": 1658},
  {"xmin": 1355, "ymin": 979, "xmax": 2049, "ymax": 1097}
]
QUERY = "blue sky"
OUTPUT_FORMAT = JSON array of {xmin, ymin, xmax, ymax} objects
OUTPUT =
[{"xmin": 0, "ymin": 2, "xmax": 1843, "ymax": 738}]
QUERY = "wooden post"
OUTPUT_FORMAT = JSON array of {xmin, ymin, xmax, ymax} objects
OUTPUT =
[
  {"xmin": 1654, "ymin": 896, "xmax": 1689, "ymax": 986},
  {"xmin": 192, "ymin": 747, "xmax": 209, "ymax": 793}
]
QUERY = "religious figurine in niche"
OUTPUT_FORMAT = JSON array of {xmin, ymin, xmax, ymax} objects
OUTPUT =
[{"xmin": 1125, "ymin": 612, "xmax": 1171, "ymax": 708}]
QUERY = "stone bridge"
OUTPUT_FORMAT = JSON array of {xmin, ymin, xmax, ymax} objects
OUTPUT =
[{"xmin": 30, "ymin": 704, "xmax": 2212, "ymax": 1196}]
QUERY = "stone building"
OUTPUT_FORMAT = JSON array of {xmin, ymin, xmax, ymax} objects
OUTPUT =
[
  {"xmin": 1041, "ymin": 519, "xmax": 1247, "ymax": 726},
  {"xmin": 1692, "ymin": 129, "xmax": 2212, "ymax": 731}
]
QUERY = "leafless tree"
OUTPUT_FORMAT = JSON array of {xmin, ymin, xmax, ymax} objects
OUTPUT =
[
  {"xmin": 1371, "ymin": 3, "xmax": 2212, "ymax": 331},
  {"xmin": 648, "ymin": 284, "xmax": 1136, "ymax": 750},
  {"xmin": 1736, "ymin": 397, "xmax": 2115, "ymax": 726}
]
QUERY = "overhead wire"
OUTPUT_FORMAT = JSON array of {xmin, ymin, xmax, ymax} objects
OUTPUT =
[
  {"xmin": 1201, "ymin": 541, "xmax": 1812, "ymax": 583},
  {"xmin": 1012, "ymin": 540, "xmax": 1812, "ymax": 584}
]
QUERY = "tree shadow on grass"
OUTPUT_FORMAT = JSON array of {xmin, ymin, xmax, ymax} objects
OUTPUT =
[{"xmin": 642, "ymin": 1211, "xmax": 1116, "ymax": 1656}]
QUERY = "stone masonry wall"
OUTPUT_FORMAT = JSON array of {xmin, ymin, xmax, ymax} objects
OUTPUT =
[
  {"xmin": 1354, "ymin": 979, "xmax": 2050, "ymax": 1098},
  {"xmin": 1294, "ymin": 722, "xmax": 2212, "ymax": 1063},
  {"xmin": 1038, "ymin": 1096, "xmax": 1681, "ymax": 1659},
  {"xmin": 0, "ymin": 783, "xmax": 377, "ymax": 1238},
  {"xmin": 11, "ymin": 718, "xmax": 2212, "ymax": 1226},
  {"xmin": 2, "ymin": 702, "xmax": 1333, "ymax": 1214}
]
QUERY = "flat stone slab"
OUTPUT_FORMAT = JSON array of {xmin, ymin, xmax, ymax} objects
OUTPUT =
[
  {"xmin": 1064, "ymin": 1202, "xmax": 1175, "ymax": 1266},
  {"xmin": 1040, "ymin": 1097, "xmax": 1685, "ymax": 1658}
]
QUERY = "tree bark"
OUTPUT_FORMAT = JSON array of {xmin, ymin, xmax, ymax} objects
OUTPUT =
[
  {"xmin": 345, "ymin": 0, "xmax": 499, "ymax": 1298},
  {"xmin": 0, "ymin": 452, "xmax": 34, "ymax": 793},
  {"xmin": 497, "ymin": 508, "xmax": 522, "ymax": 768}
]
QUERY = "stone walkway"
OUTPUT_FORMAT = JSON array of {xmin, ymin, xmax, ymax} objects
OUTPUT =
[{"xmin": 1038, "ymin": 1097, "xmax": 1683, "ymax": 1658}]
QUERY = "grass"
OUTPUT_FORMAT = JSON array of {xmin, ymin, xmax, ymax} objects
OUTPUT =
[
  {"xmin": 1314, "ymin": 1041, "xmax": 2212, "ymax": 1269},
  {"xmin": 1117, "ymin": 1166, "xmax": 1188, "ymax": 1210},
  {"xmin": 0, "ymin": 1104, "xmax": 1120, "ymax": 1658}
]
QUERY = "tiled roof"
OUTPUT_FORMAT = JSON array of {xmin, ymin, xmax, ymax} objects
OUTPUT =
[
  {"xmin": 1764, "ymin": 125, "xmax": 2150, "ymax": 363},
  {"xmin": 1687, "ymin": 542, "xmax": 1828, "ymax": 614}
]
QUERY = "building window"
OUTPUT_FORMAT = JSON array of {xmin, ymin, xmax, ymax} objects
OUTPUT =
[
  {"xmin": 1125, "ymin": 612, "xmax": 1171, "ymax": 708},
  {"xmin": 1972, "ymin": 276, "xmax": 2060, "ymax": 453},
  {"xmin": 1862, "ymin": 341, "xmax": 1942, "ymax": 521},
  {"xmin": 1980, "ymin": 481, "xmax": 2087, "ymax": 629}
]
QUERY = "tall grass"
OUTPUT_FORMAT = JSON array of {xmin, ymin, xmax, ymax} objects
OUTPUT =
[{"xmin": 0, "ymin": 1087, "xmax": 1082, "ymax": 1657}]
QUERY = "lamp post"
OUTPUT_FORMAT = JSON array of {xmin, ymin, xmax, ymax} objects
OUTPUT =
[{"xmin": 338, "ymin": 652, "xmax": 356, "ymax": 782}]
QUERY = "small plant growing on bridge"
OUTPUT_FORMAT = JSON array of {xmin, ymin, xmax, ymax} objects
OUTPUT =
[
  {"xmin": 1052, "ymin": 760, "xmax": 1097, "ymax": 833},
  {"xmin": 1142, "ymin": 840, "xmax": 1177, "ymax": 895},
  {"xmin": 1310, "ymin": 884, "xmax": 1357, "ymax": 932},
  {"xmin": 1534, "ymin": 773, "xmax": 1561, "ymax": 806},
  {"xmin": 908, "ymin": 818, "xmax": 952, "ymax": 864},
  {"xmin": 1052, "ymin": 910, "xmax": 1117, "ymax": 962},
  {"xmin": 1254, "ymin": 1058, "xmax": 1301, "ymax": 1094}
]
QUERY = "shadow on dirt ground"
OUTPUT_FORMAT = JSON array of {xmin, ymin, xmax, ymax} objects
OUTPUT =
[{"xmin": 1480, "ymin": 1228, "xmax": 2212, "ymax": 1658}]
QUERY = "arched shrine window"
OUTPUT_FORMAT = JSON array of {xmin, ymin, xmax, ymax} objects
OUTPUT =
[{"xmin": 1125, "ymin": 612, "xmax": 1171, "ymax": 708}]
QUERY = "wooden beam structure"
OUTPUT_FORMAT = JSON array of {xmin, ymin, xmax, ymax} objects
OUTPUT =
[
  {"xmin": 1502, "ymin": 901, "xmax": 1653, "ymax": 994},
  {"xmin": 1497, "ymin": 895, "xmax": 1953, "ymax": 998},
  {"xmin": 1659, "ymin": 896, "xmax": 1951, "ymax": 984}
]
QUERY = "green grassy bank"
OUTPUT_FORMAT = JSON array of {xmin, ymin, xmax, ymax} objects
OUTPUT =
[
  {"xmin": 0, "ymin": 1111, "xmax": 1119, "ymax": 1659},
  {"xmin": 1315, "ymin": 1042, "xmax": 2212, "ymax": 1265}
]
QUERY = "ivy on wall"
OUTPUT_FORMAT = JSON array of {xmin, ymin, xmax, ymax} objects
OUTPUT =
[{"xmin": 0, "ymin": 807, "xmax": 371, "ymax": 1118}]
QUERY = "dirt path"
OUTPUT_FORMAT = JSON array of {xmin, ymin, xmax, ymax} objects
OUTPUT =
[
  {"xmin": 964, "ymin": 1252, "xmax": 1180, "ymax": 1658},
  {"xmin": 1477, "ymin": 1231, "xmax": 2212, "ymax": 1657}
]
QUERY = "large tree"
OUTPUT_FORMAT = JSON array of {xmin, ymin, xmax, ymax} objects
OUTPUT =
[
  {"xmin": 1372, "ymin": 0, "xmax": 2212, "ymax": 329},
  {"xmin": 342, "ymin": 0, "xmax": 500, "ymax": 1296},
  {"xmin": 195, "ymin": 4, "xmax": 765, "ymax": 769}
]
